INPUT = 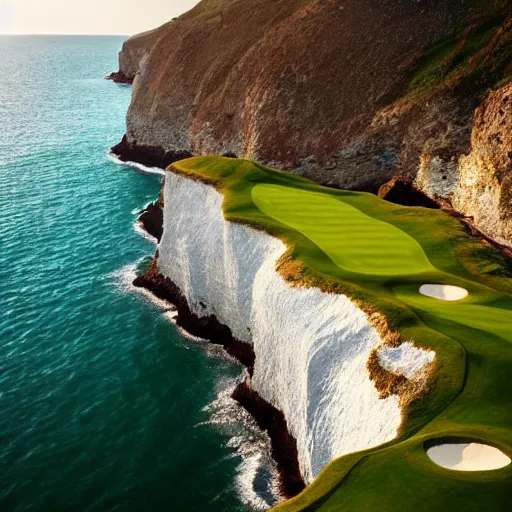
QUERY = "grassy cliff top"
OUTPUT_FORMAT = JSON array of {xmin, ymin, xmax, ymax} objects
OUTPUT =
[{"xmin": 171, "ymin": 156, "xmax": 512, "ymax": 511}]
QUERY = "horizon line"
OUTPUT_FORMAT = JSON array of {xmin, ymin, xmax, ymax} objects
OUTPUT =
[{"xmin": 0, "ymin": 33, "xmax": 131, "ymax": 37}]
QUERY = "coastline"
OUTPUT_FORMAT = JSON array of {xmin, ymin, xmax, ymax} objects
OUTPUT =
[
  {"xmin": 115, "ymin": 152, "xmax": 512, "ymax": 511},
  {"xmin": 116, "ymin": 147, "xmax": 511, "ymax": 504},
  {"xmin": 133, "ymin": 262, "xmax": 306, "ymax": 498},
  {"xmin": 111, "ymin": 135, "xmax": 192, "ymax": 170},
  {"xmin": 111, "ymin": 141, "xmax": 512, "ymax": 260}
]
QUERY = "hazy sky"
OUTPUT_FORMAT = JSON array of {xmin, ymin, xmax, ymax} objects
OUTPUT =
[{"xmin": 0, "ymin": 0, "xmax": 200, "ymax": 35}]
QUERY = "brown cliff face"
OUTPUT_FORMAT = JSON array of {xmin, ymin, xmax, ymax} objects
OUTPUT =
[
  {"xmin": 451, "ymin": 83, "xmax": 512, "ymax": 246},
  {"xmin": 107, "ymin": 24, "xmax": 170, "ymax": 83},
  {"xmin": 113, "ymin": 0, "xmax": 512, "ymax": 244}
]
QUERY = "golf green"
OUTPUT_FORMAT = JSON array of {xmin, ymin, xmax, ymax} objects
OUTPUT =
[{"xmin": 251, "ymin": 184, "xmax": 434, "ymax": 276}]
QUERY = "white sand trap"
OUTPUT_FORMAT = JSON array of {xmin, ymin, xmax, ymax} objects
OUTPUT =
[
  {"xmin": 427, "ymin": 442, "xmax": 511, "ymax": 471},
  {"xmin": 419, "ymin": 284, "xmax": 468, "ymax": 301}
]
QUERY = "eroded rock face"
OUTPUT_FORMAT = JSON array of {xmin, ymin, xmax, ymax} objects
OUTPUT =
[
  {"xmin": 378, "ymin": 176, "xmax": 439, "ymax": 209},
  {"xmin": 413, "ymin": 83, "xmax": 512, "ymax": 246},
  {"xmin": 137, "ymin": 200, "xmax": 163, "ymax": 242},
  {"xmin": 119, "ymin": 0, "xmax": 497, "ymax": 156},
  {"xmin": 452, "ymin": 84, "xmax": 512, "ymax": 246},
  {"xmin": 112, "ymin": 0, "xmax": 512, "ymax": 244},
  {"xmin": 108, "ymin": 25, "xmax": 168, "ymax": 83}
]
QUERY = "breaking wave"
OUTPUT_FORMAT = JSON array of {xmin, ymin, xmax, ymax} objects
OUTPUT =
[
  {"xmin": 107, "ymin": 150, "xmax": 165, "ymax": 176},
  {"xmin": 204, "ymin": 379, "xmax": 282, "ymax": 510}
]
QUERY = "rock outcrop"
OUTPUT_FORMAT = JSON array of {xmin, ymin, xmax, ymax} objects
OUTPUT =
[
  {"xmin": 452, "ymin": 83, "xmax": 512, "ymax": 246},
  {"xmin": 137, "ymin": 200, "xmax": 164, "ymax": 242},
  {"xmin": 112, "ymin": 0, "xmax": 512, "ymax": 244},
  {"xmin": 107, "ymin": 24, "xmax": 170, "ymax": 83}
]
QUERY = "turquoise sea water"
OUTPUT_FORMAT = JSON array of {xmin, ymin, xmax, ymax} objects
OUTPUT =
[{"xmin": 0, "ymin": 36, "xmax": 276, "ymax": 511}]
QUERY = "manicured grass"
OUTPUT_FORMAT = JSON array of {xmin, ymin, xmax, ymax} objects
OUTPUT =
[
  {"xmin": 170, "ymin": 156, "xmax": 512, "ymax": 511},
  {"xmin": 252, "ymin": 184, "xmax": 434, "ymax": 276}
]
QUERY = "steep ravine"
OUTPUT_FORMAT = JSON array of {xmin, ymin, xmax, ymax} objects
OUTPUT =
[{"xmin": 133, "ymin": 169, "xmax": 435, "ymax": 500}]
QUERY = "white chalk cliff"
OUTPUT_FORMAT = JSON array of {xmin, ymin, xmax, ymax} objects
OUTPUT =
[{"xmin": 156, "ymin": 172, "xmax": 435, "ymax": 483}]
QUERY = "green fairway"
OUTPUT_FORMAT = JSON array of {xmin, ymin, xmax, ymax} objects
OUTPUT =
[
  {"xmin": 395, "ymin": 287, "xmax": 512, "ymax": 345},
  {"xmin": 251, "ymin": 183, "xmax": 512, "ymax": 345},
  {"xmin": 169, "ymin": 156, "xmax": 512, "ymax": 512},
  {"xmin": 252, "ymin": 184, "xmax": 434, "ymax": 276}
]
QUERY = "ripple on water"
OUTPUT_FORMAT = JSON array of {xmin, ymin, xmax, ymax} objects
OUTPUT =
[{"xmin": 1, "ymin": 36, "xmax": 272, "ymax": 512}]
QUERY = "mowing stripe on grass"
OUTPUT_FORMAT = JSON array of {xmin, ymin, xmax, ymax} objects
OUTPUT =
[
  {"xmin": 395, "ymin": 288, "xmax": 512, "ymax": 344},
  {"xmin": 252, "ymin": 184, "xmax": 434, "ymax": 276}
]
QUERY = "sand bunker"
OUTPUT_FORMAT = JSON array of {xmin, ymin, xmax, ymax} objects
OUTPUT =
[
  {"xmin": 427, "ymin": 442, "xmax": 511, "ymax": 471},
  {"xmin": 419, "ymin": 284, "xmax": 468, "ymax": 301}
]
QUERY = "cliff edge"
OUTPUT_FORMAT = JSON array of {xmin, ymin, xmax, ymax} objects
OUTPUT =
[
  {"xmin": 106, "ymin": 24, "xmax": 170, "ymax": 83},
  {"xmin": 135, "ymin": 156, "xmax": 512, "ymax": 510}
]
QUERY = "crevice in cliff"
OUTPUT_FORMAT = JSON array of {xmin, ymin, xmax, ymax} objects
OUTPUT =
[
  {"xmin": 378, "ymin": 176, "xmax": 440, "ymax": 209},
  {"xmin": 111, "ymin": 135, "xmax": 192, "ymax": 169},
  {"xmin": 378, "ymin": 176, "xmax": 512, "ymax": 260},
  {"xmin": 439, "ymin": 202, "xmax": 512, "ymax": 261},
  {"xmin": 133, "ymin": 264, "xmax": 306, "ymax": 498}
]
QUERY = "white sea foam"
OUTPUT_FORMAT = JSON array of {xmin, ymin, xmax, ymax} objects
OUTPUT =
[
  {"xmin": 158, "ymin": 173, "xmax": 405, "ymax": 483},
  {"xmin": 132, "ymin": 200, "xmax": 154, "ymax": 215},
  {"xmin": 133, "ymin": 220, "xmax": 158, "ymax": 244},
  {"xmin": 235, "ymin": 452, "xmax": 281, "ymax": 510},
  {"xmin": 203, "ymin": 379, "xmax": 281, "ymax": 510},
  {"xmin": 109, "ymin": 261, "xmax": 168, "ymax": 310},
  {"xmin": 107, "ymin": 150, "xmax": 165, "ymax": 176}
]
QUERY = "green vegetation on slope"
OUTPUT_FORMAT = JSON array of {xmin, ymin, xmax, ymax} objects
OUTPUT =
[
  {"xmin": 170, "ymin": 156, "xmax": 512, "ymax": 511},
  {"xmin": 407, "ymin": 11, "xmax": 512, "ymax": 98}
]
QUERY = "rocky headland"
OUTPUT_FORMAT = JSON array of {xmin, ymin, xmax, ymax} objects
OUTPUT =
[
  {"xmin": 110, "ymin": 0, "xmax": 512, "ymax": 246},
  {"xmin": 129, "ymin": 157, "xmax": 512, "ymax": 510},
  {"xmin": 108, "ymin": 1, "xmax": 512, "ymax": 509}
]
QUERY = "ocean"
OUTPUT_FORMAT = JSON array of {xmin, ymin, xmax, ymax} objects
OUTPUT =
[{"xmin": 0, "ymin": 36, "xmax": 277, "ymax": 511}]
